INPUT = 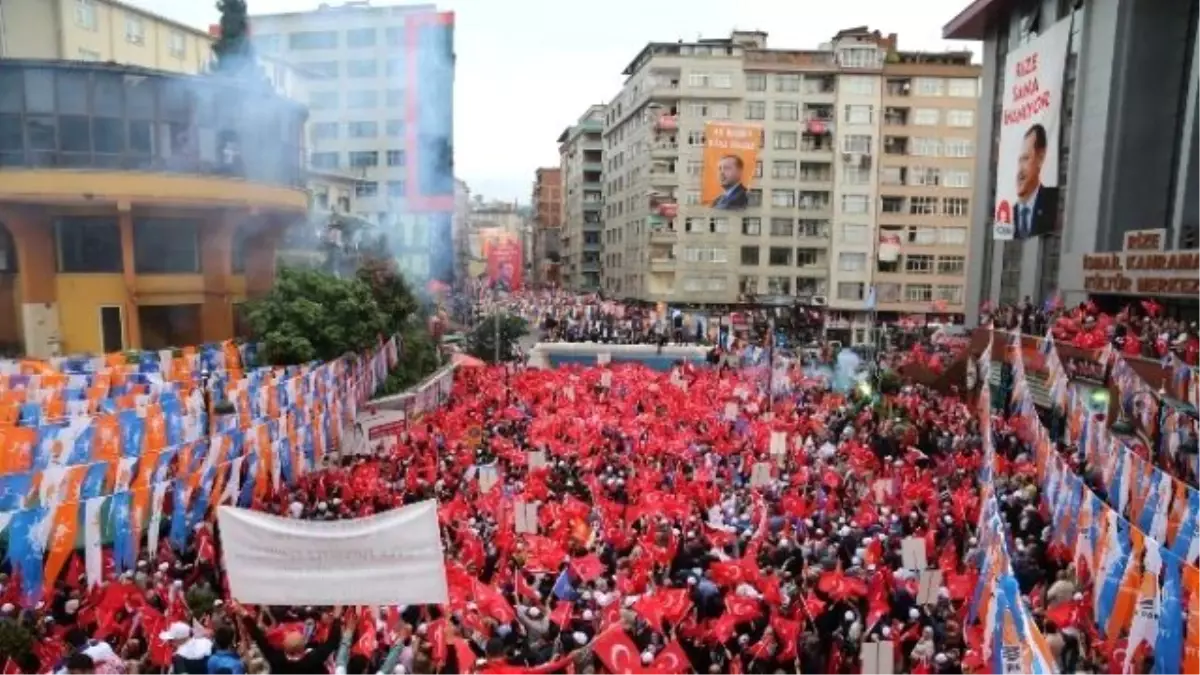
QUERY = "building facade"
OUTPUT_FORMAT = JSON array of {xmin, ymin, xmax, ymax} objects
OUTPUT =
[
  {"xmin": 945, "ymin": 0, "xmax": 1198, "ymax": 322},
  {"xmin": 558, "ymin": 106, "xmax": 605, "ymax": 291},
  {"xmin": 531, "ymin": 167, "xmax": 562, "ymax": 286},
  {"xmin": 0, "ymin": 60, "xmax": 308, "ymax": 357},
  {"xmin": 600, "ymin": 29, "xmax": 980, "ymax": 339},
  {"xmin": 251, "ymin": 1, "xmax": 457, "ymax": 286},
  {"xmin": 464, "ymin": 200, "xmax": 523, "ymax": 281}
]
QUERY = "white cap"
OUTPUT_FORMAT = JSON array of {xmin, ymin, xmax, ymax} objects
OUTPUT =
[
  {"xmin": 582, "ymin": 609, "xmax": 595, "ymax": 621},
  {"xmin": 159, "ymin": 621, "xmax": 192, "ymax": 641},
  {"xmin": 641, "ymin": 652, "xmax": 653, "ymax": 665},
  {"xmin": 573, "ymin": 631, "xmax": 588, "ymax": 646}
]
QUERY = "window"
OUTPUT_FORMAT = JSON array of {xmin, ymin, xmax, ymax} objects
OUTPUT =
[
  {"xmin": 796, "ymin": 248, "xmax": 821, "ymax": 267},
  {"xmin": 838, "ymin": 252, "xmax": 866, "ymax": 272},
  {"xmin": 771, "ymin": 190, "xmax": 796, "ymax": 208},
  {"xmin": 747, "ymin": 189, "xmax": 763, "ymax": 207},
  {"xmin": 769, "ymin": 218, "xmax": 794, "ymax": 236},
  {"xmin": 946, "ymin": 109, "xmax": 974, "ymax": 127},
  {"xmin": 687, "ymin": 160, "xmax": 704, "ymax": 176},
  {"xmin": 385, "ymin": 58, "xmax": 406, "ymax": 77},
  {"xmin": 309, "ymin": 91, "xmax": 339, "ymax": 110},
  {"xmin": 683, "ymin": 189, "xmax": 702, "ymax": 206},
  {"xmin": 254, "ymin": 34, "xmax": 282, "ymax": 53},
  {"xmin": 908, "ymin": 227, "xmax": 937, "ymax": 245},
  {"xmin": 687, "ymin": 72, "xmax": 710, "ymax": 88},
  {"xmin": 347, "ymin": 59, "xmax": 378, "ymax": 78},
  {"xmin": 745, "ymin": 101, "xmax": 766, "ymax": 120},
  {"xmin": 709, "ymin": 217, "xmax": 729, "ymax": 234},
  {"xmin": 905, "ymin": 284, "xmax": 934, "ymax": 302},
  {"xmin": 937, "ymin": 256, "xmax": 966, "ymax": 275},
  {"xmin": 289, "ymin": 31, "xmax": 339, "ymax": 50},
  {"xmin": 349, "ymin": 151, "xmax": 378, "ymax": 167},
  {"xmin": 771, "ymin": 161, "xmax": 797, "ymax": 179},
  {"xmin": 740, "ymin": 246, "xmax": 761, "ymax": 265},
  {"xmin": 797, "ymin": 278, "xmax": 828, "ymax": 295},
  {"xmin": 841, "ymin": 194, "xmax": 869, "ymax": 214},
  {"xmin": 387, "ymin": 180, "xmax": 406, "ymax": 198},
  {"xmin": 355, "ymin": 181, "xmax": 378, "ymax": 198},
  {"xmin": 305, "ymin": 61, "xmax": 339, "ymax": 79},
  {"xmin": 346, "ymin": 28, "xmax": 376, "ymax": 48},
  {"xmin": 940, "ymin": 227, "xmax": 968, "ymax": 246},
  {"xmin": 841, "ymin": 223, "xmax": 868, "ymax": 244},
  {"xmin": 837, "ymin": 282, "xmax": 865, "ymax": 301},
  {"xmin": 775, "ymin": 102, "xmax": 800, "ymax": 121},
  {"xmin": 798, "ymin": 220, "xmax": 828, "ymax": 237},
  {"xmin": 385, "ymin": 26, "xmax": 404, "ymax": 46},
  {"xmin": 766, "ymin": 276, "xmax": 792, "ymax": 295},
  {"xmin": 710, "ymin": 72, "xmax": 733, "ymax": 89},
  {"xmin": 909, "ymin": 196, "xmax": 938, "ymax": 215},
  {"xmin": 841, "ymin": 166, "xmax": 871, "ymax": 185},
  {"xmin": 742, "ymin": 218, "xmax": 761, "ymax": 236},
  {"xmin": 746, "ymin": 74, "xmax": 767, "ymax": 91},
  {"xmin": 56, "ymin": 218, "xmax": 121, "ymax": 272},
  {"xmin": 841, "ymin": 134, "xmax": 871, "ymax": 154},
  {"xmin": 768, "ymin": 247, "xmax": 792, "ymax": 266},
  {"xmin": 839, "ymin": 47, "xmax": 882, "ymax": 69},
  {"xmin": 912, "ymin": 108, "xmax": 940, "ymax": 126},
  {"xmin": 684, "ymin": 217, "xmax": 704, "ymax": 233},
  {"xmin": 76, "ymin": 0, "xmax": 97, "ymax": 29},
  {"xmin": 881, "ymin": 196, "xmax": 905, "ymax": 213},
  {"xmin": 775, "ymin": 74, "xmax": 801, "ymax": 92},
  {"xmin": 168, "ymin": 31, "xmax": 186, "ymax": 58},
  {"xmin": 935, "ymin": 285, "xmax": 964, "ymax": 304},
  {"xmin": 876, "ymin": 282, "xmax": 901, "ymax": 303},
  {"xmin": 78, "ymin": 49, "xmax": 102, "ymax": 62},
  {"xmin": 99, "ymin": 306, "xmax": 124, "ymax": 352},
  {"xmin": 905, "ymin": 254, "xmax": 934, "ymax": 273},
  {"xmin": 942, "ymin": 197, "xmax": 970, "ymax": 217},
  {"xmin": 911, "ymin": 138, "xmax": 942, "ymax": 157},
  {"xmin": 386, "ymin": 119, "xmax": 405, "ymax": 137},
  {"xmin": 841, "ymin": 76, "xmax": 876, "ymax": 95},
  {"xmin": 121, "ymin": 16, "xmax": 145, "ymax": 45},
  {"xmin": 708, "ymin": 103, "xmax": 731, "ymax": 119},
  {"xmin": 346, "ymin": 90, "xmax": 378, "ymax": 109},
  {"xmin": 773, "ymin": 131, "xmax": 798, "ymax": 150},
  {"xmin": 943, "ymin": 138, "xmax": 974, "ymax": 158},
  {"xmin": 843, "ymin": 105, "xmax": 874, "ymax": 125},
  {"xmin": 310, "ymin": 151, "xmax": 339, "ymax": 169},
  {"xmin": 944, "ymin": 170, "xmax": 971, "ymax": 189},
  {"xmin": 947, "ymin": 79, "xmax": 978, "ymax": 97},
  {"xmin": 346, "ymin": 121, "xmax": 377, "ymax": 138},
  {"xmin": 387, "ymin": 150, "xmax": 406, "ymax": 167},
  {"xmin": 910, "ymin": 167, "xmax": 941, "ymax": 186},
  {"xmin": 880, "ymin": 167, "xmax": 904, "ymax": 185},
  {"xmin": 913, "ymin": 78, "xmax": 944, "ymax": 96},
  {"xmin": 133, "ymin": 218, "xmax": 199, "ymax": 273},
  {"xmin": 686, "ymin": 131, "xmax": 705, "ymax": 147}
]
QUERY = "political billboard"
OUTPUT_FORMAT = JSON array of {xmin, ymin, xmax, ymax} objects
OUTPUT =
[
  {"xmin": 701, "ymin": 122, "xmax": 762, "ymax": 210},
  {"xmin": 992, "ymin": 19, "xmax": 1071, "ymax": 242},
  {"xmin": 480, "ymin": 228, "xmax": 523, "ymax": 292}
]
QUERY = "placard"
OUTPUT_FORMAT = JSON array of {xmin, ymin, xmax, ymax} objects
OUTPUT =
[
  {"xmin": 597, "ymin": 353, "xmax": 611, "ymax": 365},
  {"xmin": 514, "ymin": 501, "xmax": 539, "ymax": 534},
  {"xmin": 724, "ymin": 402, "xmax": 739, "ymax": 422},
  {"xmin": 600, "ymin": 371, "xmax": 612, "ymax": 388},
  {"xmin": 917, "ymin": 570, "xmax": 943, "ymax": 605},
  {"xmin": 750, "ymin": 462, "xmax": 773, "ymax": 487},
  {"xmin": 527, "ymin": 450, "xmax": 546, "ymax": 470},
  {"xmin": 477, "ymin": 464, "xmax": 499, "ymax": 493},
  {"xmin": 218, "ymin": 501, "xmax": 448, "ymax": 606},
  {"xmin": 860, "ymin": 641, "xmax": 894, "ymax": 675},
  {"xmin": 901, "ymin": 536, "xmax": 927, "ymax": 572},
  {"xmin": 769, "ymin": 431, "xmax": 786, "ymax": 459},
  {"xmin": 563, "ymin": 386, "xmax": 575, "ymax": 402}
]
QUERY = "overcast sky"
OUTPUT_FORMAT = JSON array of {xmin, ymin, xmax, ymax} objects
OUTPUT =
[{"xmin": 128, "ymin": 0, "xmax": 979, "ymax": 203}]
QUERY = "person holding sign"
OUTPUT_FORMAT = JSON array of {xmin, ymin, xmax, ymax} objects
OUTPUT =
[{"xmin": 237, "ymin": 604, "xmax": 343, "ymax": 674}]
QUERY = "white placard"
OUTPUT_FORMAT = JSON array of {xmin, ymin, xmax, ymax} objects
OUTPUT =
[
  {"xmin": 918, "ymin": 570, "xmax": 943, "ymax": 605},
  {"xmin": 515, "ymin": 501, "xmax": 539, "ymax": 534},
  {"xmin": 597, "ymin": 353, "xmax": 611, "ymax": 365},
  {"xmin": 769, "ymin": 431, "xmax": 786, "ymax": 458},
  {"xmin": 872, "ymin": 479, "xmax": 892, "ymax": 504},
  {"xmin": 724, "ymin": 402, "xmax": 739, "ymax": 421},
  {"xmin": 901, "ymin": 536, "xmax": 927, "ymax": 572},
  {"xmin": 860, "ymin": 641, "xmax": 894, "ymax": 675},
  {"xmin": 478, "ymin": 465, "xmax": 499, "ymax": 493},
  {"xmin": 346, "ymin": 409, "xmax": 406, "ymax": 457},
  {"xmin": 217, "ymin": 501, "xmax": 448, "ymax": 606},
  {"xmin": 600, "ymin": 371, "xmax": 612, "ymax": 388},
  {"xmin": 750, "ymin": 462, "xmax": 773, "ymax": 487},
  {"xmin": 527, "ymin": 450, "xmax": 546, "ymax": 469},
  {"xmin": 564, "ymin": 386, "xmax": 575, "ymax": 402},
  {"xmin": 707, "ymin": 506, "xmax": 724, "ymax": 525}
]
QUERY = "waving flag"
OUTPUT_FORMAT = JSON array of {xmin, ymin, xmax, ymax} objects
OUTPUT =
[
  {"xmin": 108, "ymin": 491, "xmax": 136, "ymax": 572},
  {"xmin": 8, "ymin": 506, "xmax": 49, "ymax": 602},
  {"xmin": 1169, "ymin": 489, "xmax": 1199, "ymax": 565},
  {"xmin": 1154, "ymin": 553, "xmax": 1184, "ymax": 674},
  {"xmin": 1123, "ymin": 541, "xmax": 1161, "ymax": 674},
  {"xmin": 1095, "ymin": 511, "xmax": 1131, "ymax": 629}
]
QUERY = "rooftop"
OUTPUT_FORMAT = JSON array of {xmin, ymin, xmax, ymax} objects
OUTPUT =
[{"xmin": 942, "ymin": 0, "xmax": 1015, "ymax": 40}]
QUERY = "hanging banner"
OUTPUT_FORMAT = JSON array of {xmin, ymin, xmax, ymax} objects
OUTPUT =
[
  {"xmin": 878, "ymin": 232, "xmax": 901, "ymax": 262},
  {"xmin": 217, "ymin": 500, "xmax": 448, "ymax": 606},
  {"xmin": 701, "ymin": 121, "xmax": 762, "ymax": 210},
  {"xmin": 992, "ymin": 19, "xmax": 1071, "ymax": 241}
]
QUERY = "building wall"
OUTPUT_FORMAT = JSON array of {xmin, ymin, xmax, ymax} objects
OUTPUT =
[{"xmin": 559, "ymin": 107, "xmax": 604, "ymax": 291}]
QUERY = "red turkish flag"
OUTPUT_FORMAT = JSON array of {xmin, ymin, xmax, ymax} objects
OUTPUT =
[
  {"xmin": 632, "ymin": 594, "xmax": 668, "ymax": 630},
  {"xmin": 724, "ymin": 595, "xmax": 762, "ymax": 623},
  {"xmin": 550, "ymin": 601, "xmax": 573, "ymax": 627},
  {"xmin": 571, "ymin": 554, "xmax": 605, "ymax": 582},
  {"xmin": 590, "ymin": 626, "xmax": 644, "ymax": 675},
  {"xmin": 652, "ymin": 639, "xmax": 692, "ymax": 674}
]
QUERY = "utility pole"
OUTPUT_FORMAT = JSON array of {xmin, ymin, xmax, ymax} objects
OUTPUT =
[{"xmin": 767, "ymin": 315, "xmax": 776, "ymax": 412}]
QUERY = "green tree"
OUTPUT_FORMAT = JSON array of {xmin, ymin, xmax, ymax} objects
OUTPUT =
[
  {"xmin": 356, "ymin": 255, "xmax": 419, "ymax": 335},
  {"xmin": 212, "ymin": 0, "xmax": 253, "ymax": 72},
  {"xmin": 244, "ymin": 267, "xmax": 389, "ymax": 365},
  {"xmin": 467, "ymin": 314, "xmax": 528, "ymax": 364}
]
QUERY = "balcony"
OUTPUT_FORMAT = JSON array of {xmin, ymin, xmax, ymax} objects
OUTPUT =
[
  {"xmin": 582, "ymin": 161, "xmax": 603, "ymax": 173},
  {"xmin": 650, "ymin": 140, "xmax": 679, "ymax": 157},
  {"xmin": 883, "ymin": 107, "xmax": 909, "ymax": 128},
  {"xmin": 650, "ymin": 227, "xmax": 678, "ymax": 243},
  {"xmin": 649, "ymin": 255, "xmax": 677, "ymax": 271},
  {"xmin": 582, "ymin": 241, "xmax": 602, "ymax": 252},
  {"xmin": 799, "ymin": 139, "xmax": 835, "ymax": 156},
  {"xmin": 582, "ymin": 198, "xmax": 603, "ymax": 212},
  {"xmin": 885, "ymin": 78, "xmax": 912, "ymax": 98},
  {"xmin": 655, "ymin": 115, "xmax": 678, "ymax": 132},
  {"xmin": 883, "ymin": 136, "xmax": 910, "ymax": 156},
  {"xmin": 798, "ymin": 164, "xmax": 833, "ymax": 187},
  {"xmin": 648, "ymin": 168, "xmax": 678, "ymax": 187}
]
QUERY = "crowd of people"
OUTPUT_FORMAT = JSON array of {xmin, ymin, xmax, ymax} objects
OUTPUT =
[{"xmin": 2, "ymin": 341, "xmax": 1175, "ymax": 675}]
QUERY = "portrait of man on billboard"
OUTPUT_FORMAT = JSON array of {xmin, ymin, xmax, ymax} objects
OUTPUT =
[
  {"xmin": 711, "ymin": 154, "xmax": 749, "ymax": 210},
  {"xmin": 1013, "ymin": 123, "xmax": 1059, "ymax": 239}
]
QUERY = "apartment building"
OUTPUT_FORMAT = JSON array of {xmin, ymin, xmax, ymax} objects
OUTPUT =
[
  {"xmin": 557, "ymin": 105, "xmax": 605, "ymax": 291},
  {"xmin": 532, "ymin": 167, "xmax": 563, "ymax": 286},
  {"xmin": 601, "ymin": 28, "xmax": 979, "ymax": 340},
  {"xmin": 250, "ymin": 1, "xmax": 457, "ymax": 285}
]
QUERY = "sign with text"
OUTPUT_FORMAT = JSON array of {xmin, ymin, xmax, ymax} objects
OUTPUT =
[
  {"xmin": 1080, "ymin": 231, "xmax": 1199, "ymax": 297},
  {"xmin": 218, "ymin": 501, "xmax": 447, "ymax": 606},
  {"xmin": 992, "ymin": 19, "xmax": 1070, "ymax": 241}
]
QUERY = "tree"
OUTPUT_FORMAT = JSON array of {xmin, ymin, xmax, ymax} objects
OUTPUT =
[
  {"xmin": 356, "ymin": 255, "xmax": 419, "ymax": 335},
  {"xmin": 243, "ymin": 267, "xmax": 389, "ymax": 365},
  {"xmin": 467, "ymin": 314, "xmax": 528, "ymax": 364},
  {"xmin": 212, "ymin": 0, "xmax": 253, "ymax": 73}
]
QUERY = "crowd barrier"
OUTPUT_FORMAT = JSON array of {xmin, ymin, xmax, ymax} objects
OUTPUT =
[
  {"xmin": 1004, "ymin": 331, "xmax": 1199, "ymax": 673},
  {"xmin": 0, "ymin": 335, "xmax": 413, "ymax": 602}
]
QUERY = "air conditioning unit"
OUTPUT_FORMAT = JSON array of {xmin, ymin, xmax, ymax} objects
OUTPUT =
[{"xmin": 811, "ymin": 295, "xmax": 828, "ymax": 306}]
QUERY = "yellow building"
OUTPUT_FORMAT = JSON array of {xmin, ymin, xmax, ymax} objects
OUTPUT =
[{"xmin": 0, "ymin": 59, "xmax": 309, "ymax": 357}]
